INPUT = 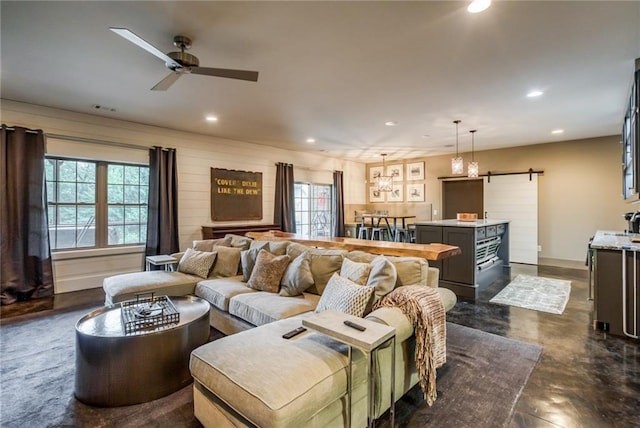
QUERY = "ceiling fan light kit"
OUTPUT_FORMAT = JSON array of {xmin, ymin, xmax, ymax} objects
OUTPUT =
[{"xmin": 109, "ymin": 28, "xmax": 259, "ymax": 91}]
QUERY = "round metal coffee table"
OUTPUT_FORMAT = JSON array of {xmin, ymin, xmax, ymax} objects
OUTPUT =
[{"xmin": 75, "ymin": 295, "xmax": 210, "ymax": 407}]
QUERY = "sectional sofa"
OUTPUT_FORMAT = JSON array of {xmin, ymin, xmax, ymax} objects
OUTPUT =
[{"xmin": 102, "ymin": 234, "xmax": 457, "ymax": 427}]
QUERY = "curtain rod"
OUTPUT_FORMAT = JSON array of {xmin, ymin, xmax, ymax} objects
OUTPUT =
[
  {"xmin": 438, "ymin": 168, "xmax": 544, "ymax": 181},
  {"xmin": 46, "ymin": 133, "xmax": 149, "ymax": 151},
  {"xmin": 274, "ymin": 163, "xmax": 334, "ymax": 174}
]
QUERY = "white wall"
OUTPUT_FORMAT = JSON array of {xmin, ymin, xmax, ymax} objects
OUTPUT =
[{"xmin": 2, "ymin": 100, "xmax": 365, "ymax": 293}]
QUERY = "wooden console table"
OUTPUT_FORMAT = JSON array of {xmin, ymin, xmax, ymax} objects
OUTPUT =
[{"xmin": 246, "ymin": 231, "xmax": 460, "ymax": 261}]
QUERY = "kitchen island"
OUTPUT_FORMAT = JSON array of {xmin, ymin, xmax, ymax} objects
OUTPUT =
[
  {"xmin": 415, "ymin": 219, "xmax": 510, "ymax": 299},
  {"xmin": 590, "ymin": 230, "xmax": 640, "ymax": 338}
]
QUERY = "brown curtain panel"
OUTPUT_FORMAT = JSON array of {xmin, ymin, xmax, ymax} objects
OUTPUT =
[
  {"xmin": 145, "ymin": 147, "xmax": 179, "ymax": 256},
  {"xmin": 274, "ymin": 162, "xmax": 296, "ymax": 233},
  {"xmin": 333, "ymin": 170, "xmax": 345, "ymax": 237},
  {"xmin": 1, "ymin": 125, "xmax": 54, "ymax": 305}
]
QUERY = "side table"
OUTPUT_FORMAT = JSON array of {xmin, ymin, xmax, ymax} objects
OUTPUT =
[
  {"xmin": 146, "ymin": 254, "xmax": 177, "ymax": 271},
  {"xmin": 303, "ymin": 310, "xmax": 396, "ymax": 428}
]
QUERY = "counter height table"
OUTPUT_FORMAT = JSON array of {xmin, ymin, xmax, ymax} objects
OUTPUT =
[{"xmin": 357, "ymin": 214, "xmax": 416, "ymax": 241}]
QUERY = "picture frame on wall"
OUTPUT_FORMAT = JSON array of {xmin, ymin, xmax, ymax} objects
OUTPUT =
[
  {"xmin": 369, "ymin": 166, "xmax": 383, "ymax": 183},
  {"xmin": 386, "ymin": 164, "xmax": 404, "ymax": 182},
  {"xmin": 388, "ymin": 184, "xmax": 403, "ymax": 202},
  {"xmin": 406, "ymin": 183, "xmax": 425, "ymax": 202},
  {"xmin": 369, "ymin": 186, "xmax": 385, "ymax": 203},
  {"xmin": 406, "ymin": 161, "xmax": 425, "ymax": 180}
]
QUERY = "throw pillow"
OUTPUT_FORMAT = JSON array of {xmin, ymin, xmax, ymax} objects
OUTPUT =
[
  {"xmin": 176, "ymin": 248, "xmax": 217, "ymax": 279},
  {"xmin": 306, "ymin": 249, "xmax": 348, "ymax": 295},
  {"xmin": 240, "ymin": 242, "xmax": 269, "ymax": 282},
  {"xmin": 387, "ymin": 256, "xmax": 428, "ymax": 287},
  {"xmin": 315, "ymin": 273, "xmax": 375, "ymax": 317},
  {"xmin": 250, "ymin": 240, "xmax": 290, "ymax": 256},
  {"xmin": 225, "ymin": 234, "xmax": 252, "ymax": 251},
  {"xmin": 366, "ymin": 256, "xmax": 398, "ymax": 302},
  {"xmin": 247, "ymin": 250, "xmax": 291, "ymax": 293},
  {"xmin": 279, "ymin": 254, "xmax": 315, "ymax": 297},
  {"xmin": 192, "ymin": 236, "xmax": 232, "ymax": 252},
  {"xmin": 340, "ymin": 257, "xmax": 371, "ymax": 285},
  {"xmin": 209, "ymin": 246, "xmax": 243, "ymax": 278},
  {"xmin": 286, "ymin": 242, "xmax": 311, "ymax": 260}
]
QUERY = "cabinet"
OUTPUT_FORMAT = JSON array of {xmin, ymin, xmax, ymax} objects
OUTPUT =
[
  {"xmin": 415, "ymin": 220, "xmax": 510, "ymax": 299},
  {"xmin": 592, "ymin": 245, "xmax": 640, "ymax": 338}
]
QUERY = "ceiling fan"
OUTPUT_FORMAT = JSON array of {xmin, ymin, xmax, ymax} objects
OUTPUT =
[{"xmin": 110, "ymin": 28, "xmax": 259, "ymax": 91}]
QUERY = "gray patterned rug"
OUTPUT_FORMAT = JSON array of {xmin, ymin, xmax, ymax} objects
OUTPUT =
[{"xmin": 489, "ymin": 274, "xmax": 571, "ymax": 314}]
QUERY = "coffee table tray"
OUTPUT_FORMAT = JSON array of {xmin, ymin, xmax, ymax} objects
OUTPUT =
[{"xmin": 121, "ymin": 294, "xmax": 180, "ymax": 334}]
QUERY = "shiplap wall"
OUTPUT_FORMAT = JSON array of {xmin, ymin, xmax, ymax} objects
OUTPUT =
[{"xmin": 2, "ymin": 100, "xmax": 366, "ymax": 293}]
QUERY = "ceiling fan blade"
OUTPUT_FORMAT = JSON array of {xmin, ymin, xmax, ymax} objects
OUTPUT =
[
  {"xmin": 151, "ymin": 72, "xmax": 182, "ymax": 91},
  {"xmin": 110, "ymin": 27, "xmax": 181, "ymax": 69},
  {"xmin": 191, "ymin": 67, "xmax": 259, "ymax": 82}
]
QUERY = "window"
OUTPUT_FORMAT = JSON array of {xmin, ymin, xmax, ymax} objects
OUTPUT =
[
  {"xmin": 294, "ymin": 183, "xmax": 333, "ymax": 238},
  {"xmin": 45, "ymin": 157, "xmax": 148, "ymax": 250}
]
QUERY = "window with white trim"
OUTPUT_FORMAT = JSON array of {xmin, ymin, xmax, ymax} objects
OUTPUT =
[
  {"xmin": 294, "ymin": 182, "xmax": 333, "ymax": 238},
  {"xmin": 45, "ymin": 157, "xmax": 148, "ymax": 250}
]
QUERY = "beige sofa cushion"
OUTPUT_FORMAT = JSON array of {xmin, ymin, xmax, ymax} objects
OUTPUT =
[
  {"xmin": 240, "ymin": 242, "xmax": 269, "ymax": 281},
  {"xmin": 306, "ymin": 249, "xmax": 347, "ymax": 295},
  {"xmin": 103, "ymin": 271, "xmax": 199, "ymax": 305},
  {"xmin": 229, "ymin": 292, "xmax": 319, "ymax": 326},
  {"xmin": 195, "ymin": 276, "xmax": 256, "ymax": 311},
  {"xmin": 193, "ymin": 236, "xmax": 232, "ymax": 252},
  {"xmin": 250, "ymin": 240, "xmax": 290, "ymax": 256},
  {"xmin": 285, "ymin": 242, "xmax": 311, "ymax": 260},
  {"xmin": 387, "ymin": 256, "xmax": 429, "ymax": 287},
  {"xmin": 190, "ymin": 317, "xmax": 369, "ymax": 428}
]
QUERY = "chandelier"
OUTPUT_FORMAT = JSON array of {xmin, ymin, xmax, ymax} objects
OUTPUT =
[
  {"xmin": 468, "ymin": 129, "xmax": 479, "ymax": 178},
  {"xmin": 451, "ymin": 120, "xmax": 464, "ymax": 175},
  {"xmin": 377, "ymin": 153, "xmax": 393, "ymax": 192}
]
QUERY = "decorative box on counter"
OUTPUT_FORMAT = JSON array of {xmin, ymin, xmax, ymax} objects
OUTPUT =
[{"xmin": 457, "ymin": 213, "xmax": 478, "ymax": 221}]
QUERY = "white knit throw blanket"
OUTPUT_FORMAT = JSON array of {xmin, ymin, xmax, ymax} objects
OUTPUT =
[{"xmin": 372, "ymin": 286, "xmax": 446, "ymax": 406}]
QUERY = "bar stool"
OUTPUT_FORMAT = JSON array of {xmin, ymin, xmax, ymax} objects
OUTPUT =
[
  {"xmin": 358, "ymin": 226, "xmax": 371, "ymax": 240},
  {"xmin": 371, "ymin": 227, "xmax": 386, "ymax": 240},
  {"xmin": 393, "ymin": 227, "xmax": 407, "ymax": 242},
  {"xmin": 407, "ymin": 224, "xmax": 416, "ymax": 243}
]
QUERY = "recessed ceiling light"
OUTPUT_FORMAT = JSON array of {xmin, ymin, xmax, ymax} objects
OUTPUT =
[
  {"xmin": 467, "ymin": 0, "xmax": 491, "ymax": 13},
  {"xmin": 306, "ymin": 138, "xmax": 316, "ymax": 144},
  {"xmin": 527, "ymin": 90, "xmax": 544, "ymax": 98},
  {"xmin": 551, "ymin": 129, "xmax": 564, "ymax": 134},
  {"xmin": 205, "ymin": 115, "xmax": 218, "ymax": 122},
  {"xmin": 385, "ymin": 121, "xmax": 398, "ymax": 127}
]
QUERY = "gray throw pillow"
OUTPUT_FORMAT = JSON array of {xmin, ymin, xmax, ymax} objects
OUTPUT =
[
  {"xmin": 177, "ymin": 248, "xmax": 217, "ymax": 279},
  {"xmin": 279, "ymin": 254, "xmax": 315, "ymax": 297},
  {"xmin": 366, "ymin": 256, "xmax": 398, "ymax": 302},
  {"xmin": 225, "ymin": 234, "xmax": 252, "ymax": 251},
  {"xmin": 240, "ymin": 242, "xmax": 269, "ymax": 281},
  {"xmin": 209, "ymin": 246, "xmax": 242, "ymax": 278},
  {"xmin": 315, "ymin": 273, "xmax": 374, "ymax": 317}
]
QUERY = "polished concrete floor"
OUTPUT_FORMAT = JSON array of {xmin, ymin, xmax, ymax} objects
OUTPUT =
[{"xmin": 1, "ymin": 264, "xmax": 639, "ymax": 427}]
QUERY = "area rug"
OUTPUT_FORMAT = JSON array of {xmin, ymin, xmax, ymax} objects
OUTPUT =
[
  {"xmin": 489, "ymin": 274, "xmax": 572, "ymax": 314},
  {"xmin": 0, "ymin": 307, "xmax": 541, "ymax": 428}
]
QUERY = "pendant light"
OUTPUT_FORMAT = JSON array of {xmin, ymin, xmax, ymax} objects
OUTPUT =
[
  {"xmin": 468, "ymin": 129, "xmax": 479, "ymax": 178},
  {"xmin": 451, "ymin": 120, "xmax": 464, "ymax": 175},
  {"xmin": 377, "ymin": 153, "xmax": 393, "ymax": 192}
]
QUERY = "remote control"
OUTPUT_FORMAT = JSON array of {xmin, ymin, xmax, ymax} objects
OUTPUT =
[
  {"xmin": 343, "ymin": 320, "xmax": 366, "ymax": 331},
  {"xmin": 282, "ymin": 326, "xmax": 307, "ymax": 339}
]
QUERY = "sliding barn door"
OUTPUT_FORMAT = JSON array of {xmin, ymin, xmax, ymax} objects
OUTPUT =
[{"xmin": 483, "ymin": 174, "xmax": 538, "ymax": 264}]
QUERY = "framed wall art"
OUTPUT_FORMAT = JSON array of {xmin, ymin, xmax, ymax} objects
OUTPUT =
[
  {"xmin": 387, "ymin": 184, "xmax": 403, "ymax": 202},
  {"xmin": 406, "ymin": 161, "xmax": 425, "ymax": 181},
  {"xmin": 386, "ymin": 164, "xmax": 404, "ymax": 182},
  {"xmin": 369, "ymin": 166, "xmax": 383, "ymax": 183},
  {"xmin": 407, "ymin": 183, "xmax": 425, "ymax": 202},
  {"xmin": 369, "ymin": 185, "xmax": 385, "ymax": 203}
]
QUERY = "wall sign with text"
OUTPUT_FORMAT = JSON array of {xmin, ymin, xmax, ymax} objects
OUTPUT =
[{"xmin": 210, "ymin": 168, "xmax": 263, "ymax": 221}]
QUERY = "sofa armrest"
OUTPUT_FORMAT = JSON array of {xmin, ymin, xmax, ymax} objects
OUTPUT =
[
  {"xmin": 365, "ymin": 307, "xmax": 414, "ymax": 342},
  {"xmin": 427, "ymin": 266, "xmax": 439, "ymax": 288}
]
